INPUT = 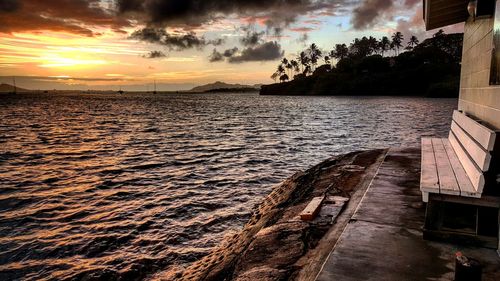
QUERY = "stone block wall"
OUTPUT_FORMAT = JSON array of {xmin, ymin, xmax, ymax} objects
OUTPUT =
[{"xmin": 459, "ymin": 16, "xmax": 500, "ymax": 130}]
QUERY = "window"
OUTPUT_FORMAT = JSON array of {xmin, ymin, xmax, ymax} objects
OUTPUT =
[
  {"xmin": 477, "ymin": 0, "xmax": 496, "ymax": 18},
  {"xmin": 490, "ymin": 1, "xmax": 500, "ymax": 84}
]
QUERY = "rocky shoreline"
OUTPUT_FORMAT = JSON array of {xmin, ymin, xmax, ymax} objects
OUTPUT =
[{"xmin": 159, "ymin": 149, "xmax": 387, "ymax": 281}]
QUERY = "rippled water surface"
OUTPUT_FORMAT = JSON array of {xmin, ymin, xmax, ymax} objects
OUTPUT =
[{"xmin": 0, "ymin": 92, "xmax": 456, "ymax": 280}]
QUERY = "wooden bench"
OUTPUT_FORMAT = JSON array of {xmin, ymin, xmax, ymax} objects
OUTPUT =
[
  {"xmin": 420, "ymin": 110, "xmax": 500, "ymax": 249},
  {"xmin": 420, "ymin": 110, "xmax": 497, "ymax": 202}
]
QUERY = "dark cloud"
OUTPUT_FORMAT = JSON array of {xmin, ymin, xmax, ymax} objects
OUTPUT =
[
  {"xmin": 0, "ymin": 0, "xmax": 20, "ymax": 13},
  {"xmin": 240, "ymin": 31, "xmax": 265, "ymax": 47},
  {"xmin": 131, "ymin": 27, "xmax": 166, "ymax": 42},
  {"xmin": 351, "ymin": 0, "xmax": 393, "ymax": 30},
  {"xmin": 116, "ymin": 0, "xmax": 143, "ymax": 12},
  {"xmin": 131, "ymin": 27, "xmax": 223, "ymax": 50},
  {"xmin": 228, "ymin": 41, "xmax": 284, "ymax": 63},
  {"xmin": 209, "ymin": 49, "xmax": 224, "ymax": 62},
  {"xmin": 209, "ymin": 41, "xmax": 283, "ymax": 63},
  {"xmin": 0, "ymin": 0, "xmax": 131, "ymax": 36},
  {"xmin": 117, "ymin": 0, "xmax": 341, "ymax": 30},
  {"xmin": 223, "ymin": 47, "xmax": 239, "ymax": 57},
  {"xmin": 209, "ymin": 47, "xmax": 239, "ymax": 62},
  {"xmin": 143, "ymin": 50, "xmax": 167, "ymax": 58},
  {"xmin": 0, "ymin": 0, "xmax": 411, "ymax": 54},
  {"xmin": 210, "ymin": 38, "xmax": 225, "ymax": 46}
]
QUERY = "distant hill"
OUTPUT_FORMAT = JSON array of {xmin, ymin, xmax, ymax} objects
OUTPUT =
[
  {"xmin": 0, "ymin": 83, "xmax": 28, "ymax": 92},
  {"xmin": 188, "ymin": 81, "xmax": 260, "ymax": 93}
]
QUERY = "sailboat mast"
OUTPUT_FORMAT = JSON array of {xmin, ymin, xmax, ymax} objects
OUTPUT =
[
  {"xmin": 154, "ymin": 80, "xmax": 157, "ymax": 94},
  {"xmin": 13, "ymin": 76, "xmax": 16, "ymax": 94}
]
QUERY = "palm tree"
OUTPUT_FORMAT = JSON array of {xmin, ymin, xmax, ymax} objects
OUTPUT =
[
  {"xmin": 432, "ymin": 29, "xmax": 446, "ymax": 49},
  {"xmin": 271, "ymin": 72, "xmax": 278, "ymax": 82},
  {"xmin": 391, "ymin": 31, "xmax": 404, "ymax": 55},
  {"xmin": 409, "ymin": 35, "xmax": 419, "ymax": 47},
  {"xmin": 290, "ymin": 60, "xmax": 299, "ymax": 77},
  {"xmin": 379, "ymin": 36, "xmax": 390, "ymax": 56},
  {"xmin": 433, "ymin": 29, "xmax": 445, "ymax": 38},
  {"xmin": 303, "ymin": 65, "xmax": 311, "ymax": 76},
  {"xmin": 279, "ymin": 73, "xmax": 289, "ymax": 83},
  {"xmin": 277, "ymin": 64, "xmax": 285, "ymax": 80},
  {"xmin": 281, "ymin": 58, "xmax": 289, "ymax": 68},
  {"xmin": 390, "ymin": 42, "xmax": 396, "ymax": 56},
  {"xmin": 285, "ymin": 62, "xmax": 293, "ymax": 77},
  {"xmin": 324, "ymin": 55, "xmax": 331, "ymax": 66},
  {"xmin": 298, "ymin": 51, "xmax": 310, "ymax": 74},
  {"xmin": 350, "ymin": 36, "xmax": 376, "ymax": 57},
  {"xmin": 368, "ymin": 36, "xmax": 379, "ymax": 54},
  {"xmin": 406, "ymin": 35, "xmax": 419, "ymax": 51},
  {"xmin": 333, "ymin": 44, "xmax": 348, "ymax": 60},
  {"xmin": 308, "ymin": 43, "xmax": 322, "ymax": 72},
  {"xmin": 328, "ymin": 50, "xmax": 336, "ymax": 67}
]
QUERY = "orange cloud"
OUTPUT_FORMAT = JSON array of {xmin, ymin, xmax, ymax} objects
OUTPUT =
[{"xmin": 0, "ymin": 0, "xmax": 131, "ymax": 36}]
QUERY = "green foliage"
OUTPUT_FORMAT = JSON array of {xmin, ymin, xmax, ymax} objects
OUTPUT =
[
  {"xmin": 335, "ymin": 57, "xmax": 355, "ymax": 73},
  {"xmin": 426, "ymin": 79, "xmax": 460, "ymax": 98},
  {"xmin": 313, "ymin": 64, "xmax": 331, "ymax": 76},
  {"xmin": 264, "ymin": 30, "xmax": 463, "ymax": 97},
  {"xmin": 356, "ymin": 55, "xmax": 390, "ymax": 73}
]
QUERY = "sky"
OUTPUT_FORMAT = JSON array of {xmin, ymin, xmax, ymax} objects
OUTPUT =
[{"xmin": 0, "ymin": 0, "xmax": 463, "ymax": 91}]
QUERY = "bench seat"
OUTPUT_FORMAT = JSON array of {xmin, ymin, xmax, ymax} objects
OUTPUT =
[
  {"xmin": 420, "ymin": 137, "xmax": 480, "ymax": 202},
  {"xmin": 420, "ymin": 110, "xmax": 497, "ymax": 202}
]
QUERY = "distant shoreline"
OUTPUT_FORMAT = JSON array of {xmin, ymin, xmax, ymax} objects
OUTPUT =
[
  {"xmin": 0, "ymin": 89, "xmax": 260, "ymax": 95},
  {"xmin": 259, "ymin": 72, "xmax": 459, "ymax": 98},
  {"xmin": 1, "ymin": 91, "xmax": 460, "ymax": 98},
  {"xmin": 189, "ymin": 87, "xmax": 259, "ymax": 94}
]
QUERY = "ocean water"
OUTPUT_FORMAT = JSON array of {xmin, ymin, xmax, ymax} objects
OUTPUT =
[{"xmin": 0, "ymin": 92, "xmax": 456, "ymax": 280}]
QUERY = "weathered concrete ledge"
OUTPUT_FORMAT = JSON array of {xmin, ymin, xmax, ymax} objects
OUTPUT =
[
  {"xmin": 161, "ymin": 147, "xmax": 500, "ymax": 280},
  {"xmin": 316, "ymin": 147, "xmax": 500, "ymax": 280},
  {"xmin": 161, "ymin": 149, "xmax": 387, "ymax": 280}
]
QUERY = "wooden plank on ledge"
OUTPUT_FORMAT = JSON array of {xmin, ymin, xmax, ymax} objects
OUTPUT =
[{"xmin": 300, "ymin": 196, "xmax": 324, "ymax": 221}]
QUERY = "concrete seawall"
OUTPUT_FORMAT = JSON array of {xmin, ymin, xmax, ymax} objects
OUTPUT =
[{"xmin": 159, "ymin": 149, "xmax": 387, "ymax": 280}]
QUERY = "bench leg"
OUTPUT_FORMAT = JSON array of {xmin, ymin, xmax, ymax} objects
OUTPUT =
[
  {"xmin": 424, "ymin": 199, "xmax": 444, "ymax": 232},
  {"xmin": 422, "ymin": 191, "xmax": 429, "ymax": 203},
  {"xmin": 498, "ymin": 208, "xmax": 500, "ymax": 257}
]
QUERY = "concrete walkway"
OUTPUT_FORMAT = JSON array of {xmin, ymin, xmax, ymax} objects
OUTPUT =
[{"xmin": 316, "ymin": 147, "xmax": 500, "ymax": 281}]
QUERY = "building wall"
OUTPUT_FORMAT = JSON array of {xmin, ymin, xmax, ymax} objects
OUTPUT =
[{"xmin": 459, "ymin": 16, "xmax": 500, "ymax": 130}]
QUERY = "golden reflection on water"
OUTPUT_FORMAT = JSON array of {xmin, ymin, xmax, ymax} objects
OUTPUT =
[{"xmin": 0, "ymin": 93, "xmax": 456, "ymax": 280}]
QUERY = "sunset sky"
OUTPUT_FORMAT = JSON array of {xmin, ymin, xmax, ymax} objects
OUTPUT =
[{"xmin": 0, "ymin": 0, "xmax": 462, "ymax": 91}]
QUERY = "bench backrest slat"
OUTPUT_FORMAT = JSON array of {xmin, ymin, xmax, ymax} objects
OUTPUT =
[
  {"xmin": 448, "ymin": 131, "xmax": 485, "ymax": 193},
  {"xmin": 442, "ymin": 139, "xmax": 476, "ymax": 197},
  {"xmin": 452, "ymin": 110, "xmax": 496, "ymax": 151},
  {"xmin": 450, "ymin": 120, "xmax": 492, "ymax": 171}
]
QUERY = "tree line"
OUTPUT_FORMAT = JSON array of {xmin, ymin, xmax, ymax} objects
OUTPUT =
[
  {"xmin": 262, "ymin": 29, "xmax": 463, "ymax": 97},
  {"xmin": 271, "ymin": 31, "xmax": 439, "ymax": 83}
]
